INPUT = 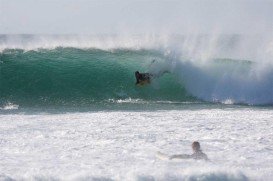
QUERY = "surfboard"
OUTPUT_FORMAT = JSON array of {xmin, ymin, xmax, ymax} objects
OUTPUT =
[{"xmin": 156, "ymin": 152, "xmax": 171, "ymax": 160}]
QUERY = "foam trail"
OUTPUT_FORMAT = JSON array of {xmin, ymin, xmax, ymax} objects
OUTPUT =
[{"xmin": 1, "ymin": 34, "xmax": 272, "ymax": 62}]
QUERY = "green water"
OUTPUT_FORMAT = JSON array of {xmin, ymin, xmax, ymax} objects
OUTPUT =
[{"xmin": 0, "ymin": 48, "xmax": 194, "ymax": 108}]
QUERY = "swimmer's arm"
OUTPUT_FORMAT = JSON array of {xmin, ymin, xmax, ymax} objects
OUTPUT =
[
  {"xmin": 169, "ymin": 154, "xmax": 192, "ymax": 160},
  {"xmin": 203, "ymin": 154, "xmax": 209, "ymax": 161}
]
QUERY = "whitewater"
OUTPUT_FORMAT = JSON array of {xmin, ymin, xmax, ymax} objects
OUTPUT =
[
  {"xmin": 0, "ymin": 34, "xmax": 273, "ymax": 180},
  {"xmin": 1, "ymin": 109, "xmax": 273, "ymax": 180}
]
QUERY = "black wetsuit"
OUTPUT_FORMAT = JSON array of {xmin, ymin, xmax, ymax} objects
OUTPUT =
[
  {"xmin": 191, "ymin": 150, "xmax": 208, "ymax": 160},
  {"xmin": 135, "ymin": 72, "xmax": 152, "ymax": 84}
]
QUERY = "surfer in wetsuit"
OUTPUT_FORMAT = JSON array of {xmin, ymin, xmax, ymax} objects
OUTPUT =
[
  {"xmin": 135, "ymin": 71, "xmax": 153, "ymax": 85},
  {"xmin": 170, "ymin": 141, "xmax": 209, "ymax": 161}
]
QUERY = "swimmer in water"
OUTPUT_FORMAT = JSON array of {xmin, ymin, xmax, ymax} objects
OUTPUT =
[{"xmin": 169, "ymin": 141, "xmax": 209, "ymax": 161}]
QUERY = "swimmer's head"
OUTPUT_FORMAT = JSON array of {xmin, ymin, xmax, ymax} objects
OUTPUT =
[{"xmin": 192, "ymin": 141, "xmax": 201, "ymax": 151}]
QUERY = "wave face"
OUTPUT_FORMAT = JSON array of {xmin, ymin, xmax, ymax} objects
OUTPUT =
[
  {"xmin": 0, "ymin": 48, "xmax": 191, "ymax": 107},
  {"xmin": 1, "ymin": 34, "xmax": 273, "ymax": 107}
]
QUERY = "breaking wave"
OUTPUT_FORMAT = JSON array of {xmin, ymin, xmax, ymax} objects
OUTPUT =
[{"xmin": 0, "ymin": 34, "xmax": 273, "ymax": 107}]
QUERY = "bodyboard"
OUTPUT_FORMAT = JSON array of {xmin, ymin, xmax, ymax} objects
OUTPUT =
[{"xmin": 156, "ymin": 152, "xmax": 170, "ymax": 160}]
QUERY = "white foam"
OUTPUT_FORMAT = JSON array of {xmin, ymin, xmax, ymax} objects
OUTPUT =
[
  {"xmin": 0, "ymin": 102, "xmax": 19, "ymax": 110},
  {"xmin": 168, "ymin": 57, "xmax": 273, "ymax": 105},
  {"xmin": 221, "ymin": 99, "xmax": 235, "ymax": 105},
  {"xmin": 1, "ymin": 34, "xmax": 272, "ymax": 64},
  {"xmin": 0, "ymin": 34, "xmax": 167, "ymax": 52},
  {"xmin": 107, "ymin": 98, "xmax": 146, "ymax": 104},
  {"xmin": 0, "ymin": 109, "xmax": 272, "ymax": 180}
]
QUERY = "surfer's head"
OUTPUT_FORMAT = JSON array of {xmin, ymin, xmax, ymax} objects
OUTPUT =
[
  {"xmin": 192, "ymin": 141, "xmax": 201, "ymax": 151},
  {"xmin": 135, "ymin": 71, "xmax": 140, "ymax": 78}
]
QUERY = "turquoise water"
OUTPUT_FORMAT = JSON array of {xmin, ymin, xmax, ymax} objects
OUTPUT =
[{"xmin": 0, "ymin": 48, "xmax": 195, "ymax": 109}]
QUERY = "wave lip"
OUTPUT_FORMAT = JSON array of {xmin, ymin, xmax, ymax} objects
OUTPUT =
[{"xmin": 0, "ymin": 34, "xmax": 168, "ymax": 52}]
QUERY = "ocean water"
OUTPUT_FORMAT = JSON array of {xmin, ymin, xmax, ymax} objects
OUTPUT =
[{"xmin": 0, "ymin": 34, "xmax": 273, "ymax": 180}]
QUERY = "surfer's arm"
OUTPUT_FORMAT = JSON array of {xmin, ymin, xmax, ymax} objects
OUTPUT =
[
  {"xmin": 169, "ymin": 154, "xmax": 192, "ymax": 160},
  {"xmin": 151, "ymin": 70, "xmax": 170, "ymax": 79}
]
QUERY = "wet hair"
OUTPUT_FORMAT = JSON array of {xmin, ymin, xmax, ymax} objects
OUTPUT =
[{"xmin": 192, "ymin": 141, "xmax": 201, "ymax": 151}]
